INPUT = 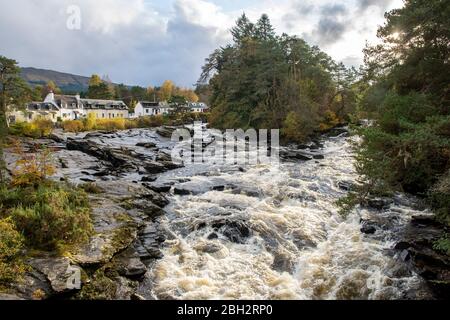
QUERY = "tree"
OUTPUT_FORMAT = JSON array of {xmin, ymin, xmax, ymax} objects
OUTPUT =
[
  {"xmin": 87, "ymin": 75, "xmax": 113, "ymax": 99},
  {"xmin": 42, "ymin": 81, "xmax": 61, "ymax": 97},
  {"xmin": 88, "ymin": 74, "xmax": 102, "ymax": 87},
  {"xmin": 0, "ymin": 56, "xmax": 28, "ymax": 184},
  {"xmin": 158, "ymin": 80, "xmax": 175, "ymax": 102},
  {"xmin": 231, "ymin": 13, "xmax": 255, "ymax": 43},
  {"xmin": 355, "ymin": 0, "xmax": 450, "ymax": 225},
  {"xmin": 255, "ymin": 14, "xmax": 275, "ymax": 41},
  {"xmin": 199, "ymin": 14, "xmax": 347, "ymax": 140}
]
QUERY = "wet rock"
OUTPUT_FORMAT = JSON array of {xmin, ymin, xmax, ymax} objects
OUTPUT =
[
  {"xmin": 194, "ymin": 241, "xmax": 224, "ymax": 254},
  {"xmin": 49, "ymin": 133, "xmax": 66, "ymax": 143},
  {"xmin": 395, "ymin": 215, "xmax": 450, "ymax": 299},
  {"xmin": 272, "ymin": 252, "xmax": 295, "ymax": 273},
  {"xmin": 59, "ymin": 158, "xmax": 69, "ymax": 169},
  {"xmin": 231, "ymin": 186, "xmax": 262, "ymax": 198},
  {"xmin": 142, "ymin": 203, "xmax": 165, "ymax": 219},
  {"xmin": 212, "ymin": 220, "xmax": 251, "ymax": 244},
  {"xmin": 156, "ymin": 126, "xmax": 176, "ymax": 138},
  {"xmin": 142, "ymin": 182, "xmax": 173, "ymax": 193},
  {"xmin": 141, "ymin": 176, "xmax": 157, "ymax": 183},
  {"xmin": 80, "ymin": 177, "xmax": 96, "ymax": 183},
  {"xmin": 66, "ymin": 139, "xmax": 135, "ymax": 169},
  {"xmin": 338, "ymin": 181, "xmax": 354, "ymax": 191},
  {"xmin": 72, "ymin": 226, "xmax": 137, "ymax": 267},
  {"xmin": 174, "ymin": 188, "xmax": 192, "ymax": 196},
  {"xmin": 365, "ymin": 197, "xmax": 393, "ymax": 210},
  {"xmin": 28, "ymin": 257, "xmax": 82, "ymax": 294},
  {"xmin": 280, "ymin": 150, "xmax": 313, "ymax": 161},
  {"xmin": 9, "ymin": 269, "xmax": 53, "ymax": 300},
  {"xmin": 144, "ymin": 161, "xmax": 170, "ymax": 174},
  {"xmin": 156, "ymin": 152, "xmax": 172, "ymax": 162},
  {"xmin": 207, "ymin": 233, "xmax": 219, "ymax": 240},
  {"xmin": 360, "ymin": 221, "xmax": 377, "ymax": 234},
  {"xmin": 313, "ymin": 154, "xmax": 325, "ymax": 160},
  {"xmin": 136, "ymin": 142, "xmax": 157, "ymax": 149},
  {"xmin": 327, "ymin": 127, "xmax": 349, "ymax": 137},
  {"xmin": 113, "ymin": 248, "xmax": 147, "ymax": 279}
]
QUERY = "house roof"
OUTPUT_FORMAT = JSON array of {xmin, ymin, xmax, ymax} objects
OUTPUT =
[
  {"xmin": 80, "ymin": 99, "xmax": 128, "ymax": 110},
  {"xmin": 54, "ymin": 95, "xmax": 80, "ymax": 109},
  {"xmin": 138, "ymin": 101, "xmax": 171, "ymax": 109}
]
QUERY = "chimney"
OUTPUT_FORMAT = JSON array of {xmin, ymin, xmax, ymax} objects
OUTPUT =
[{"xmin": 44, "ymin": 91, "xmax": 55, "ymax": 103}]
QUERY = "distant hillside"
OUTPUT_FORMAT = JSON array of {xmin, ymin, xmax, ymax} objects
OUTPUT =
[{"xmin": 20, "ymin": 67, "xmax": 92, "ymax": 93}]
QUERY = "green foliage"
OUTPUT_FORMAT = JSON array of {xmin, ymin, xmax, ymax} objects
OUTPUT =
[
  {"xmin": 4, "ymin": 183, "xmax": 93, "ymax": 250},
  {"xmin": 9, "ymin": 119, "xmax": 54, "ymax": 138},
  {"xmin": 79, "ymin": 182, "xmax": 103, "ymax": 194},
  {"xmin": 199, "ymin": 14, "xmax": 358, "ymax": 142},
  {"xmin": 353, "ymin": 0, "xmax": 450, "ymax": 227},
  {"xmin": 0, "ymin": 218, "xmax": 26, "ymax": 286},
  {"xmin": 433, "ymin": 234, "xmax": 450, "ymax": 256}
]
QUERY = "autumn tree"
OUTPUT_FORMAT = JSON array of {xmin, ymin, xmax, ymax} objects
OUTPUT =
[
  {"xmin": 87, "ymin": 75, "xmax": 113, "ymax": 99},
  {"xmin": 158, "ymin": 80, "xmax": 175, "ymax": 102}
]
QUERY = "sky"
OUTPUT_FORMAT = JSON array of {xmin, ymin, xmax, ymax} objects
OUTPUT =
[{"xmin": 0, "ymin": 0, "xmax": 404, "ymax": 88}]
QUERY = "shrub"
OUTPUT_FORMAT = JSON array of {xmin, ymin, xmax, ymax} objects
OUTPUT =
[
  {"xmin": 80, "ymin": 182, "xmax": 103, "ymax": 194},
  {"xmin": 10, "ymin": 183, "xmax": 93, "ymax": 250},
  {"xmin": 319, "ymin": 110, "xmax": 340, "ymax": 132},
  {"xmin": 95, "ymin": 118, "xmax": 126, "ymax": 131},
  {"xmin": 136, "ymin": 115, "xmax": 164, "ymax": 128},
  {"xmin": 11, "ymin": 144, "xmax": 55, "ymax": 188},
  {"xmin": 9, "ymin": 119, "xmax": 54, "ymax": 138},
  {"xmin": 282, "ymin": 111, "xmax": 314, "ymax": 143},
  {"xmin": 0, "ymin": 218, "xmax": 26, "ymax": 286},
  {"xmin": 62, "ymin": 120, "xmax": 84, "ymax": 133},
  {"xmin": 83, "ymin": 113, "xmax": 97, "ymax": 131}
]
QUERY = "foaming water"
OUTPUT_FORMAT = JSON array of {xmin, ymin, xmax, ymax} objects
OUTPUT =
[{"xmin": 151, "ymin": 134, "xmax": 428, "ymax": 300}]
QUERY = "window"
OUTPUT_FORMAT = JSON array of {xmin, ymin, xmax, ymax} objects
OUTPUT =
[
  {"xmin": 146, "ymin": 109, "xmax": 149, "ymax": 114},
  {"xmin": 102, "ymin": 113, "xmax": 105, "ymax": 118}
]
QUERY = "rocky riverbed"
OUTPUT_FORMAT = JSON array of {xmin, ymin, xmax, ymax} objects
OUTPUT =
[{"xmin": 1, "ymin": 125, "xmax": 448, "ymax": 300}]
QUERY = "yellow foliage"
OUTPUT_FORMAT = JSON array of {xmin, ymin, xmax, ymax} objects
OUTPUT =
[
  {"xmin": 62, "ymin": 120, "xmax": 84, "ymax": 133},
  {"xmin": 95, "ymin": 118, "xmax": 126, "ymax": 131},
  {"xmin": 319, "ymin": 110, "xmax": 340, "ymax": 132},
  {"xmin": 0, "ymin": 217, "xmax": 26, "ymax": 286},
  {"xmin": 84, "ymin": 113, "xmax": 97, "ymax": 131},
  {"xmin": 11, "ymin": 143, "xmax": 55, "ymax": 187}
]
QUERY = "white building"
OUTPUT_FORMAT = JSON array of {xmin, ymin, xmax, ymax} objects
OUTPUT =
[
  {"xmin": 132, "ymin": 101, "xmax": 173, "ymax": 118},
  {"xmin": 9, "ymin": 92, "xmax": 129, "ymax": 123},
  {"xmin": 189, "ymin": 102, "xmax": 209, "ymax": 113}
]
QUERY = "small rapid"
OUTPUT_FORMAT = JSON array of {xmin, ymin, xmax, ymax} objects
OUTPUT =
[{"xmin": 150, "ymin": 132, "xmax": 429, "ymax": 300}]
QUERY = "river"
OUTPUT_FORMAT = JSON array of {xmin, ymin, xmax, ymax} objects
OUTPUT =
[{"xmin": 141, "ymin": 128, "xmax": 430, "ymax": 300}]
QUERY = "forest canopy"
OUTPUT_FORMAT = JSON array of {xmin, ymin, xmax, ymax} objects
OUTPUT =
[{"xmin": 198, "ymin": 13, "xmax": 358, "ymax": 142}]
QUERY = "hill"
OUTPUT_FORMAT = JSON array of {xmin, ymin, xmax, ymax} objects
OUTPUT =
[{"xmin": 20, "ymin": 67, "xmax": 92, "ymax": 93}]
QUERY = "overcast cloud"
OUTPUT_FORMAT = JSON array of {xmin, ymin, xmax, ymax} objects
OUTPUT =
[{"xmin": 0, "ymin": 0, "xmax": 403, "ymax": 87}]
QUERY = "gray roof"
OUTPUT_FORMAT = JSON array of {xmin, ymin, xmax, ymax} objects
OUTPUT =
[{"xmin": 80, "ymin": 99, "xmax": 128, "ymax": 110}]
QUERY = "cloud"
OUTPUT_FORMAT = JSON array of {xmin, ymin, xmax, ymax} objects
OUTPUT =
[{"xmin": 0, "ymin": 0, "xmax": 404, "ymax": 87}]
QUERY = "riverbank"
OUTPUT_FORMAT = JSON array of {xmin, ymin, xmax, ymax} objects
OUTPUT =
[{"xmin": 0, "ymin": 126, "xmax": 448, "ymax": 300}]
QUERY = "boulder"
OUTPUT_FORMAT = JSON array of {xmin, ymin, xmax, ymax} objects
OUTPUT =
[
  {"xmin": 360, "ymin": 221, "xmax": 377, "ymax": 234},
  {"xmin": 156, "ymin": 126, "xmax": 176, "ymax": 138},
  {"xmin": 365, "ymin": 197, "xmax": 394, "ymax": 210},
  {"xmin": 113, "ymin": 248, "xmax": 147, "ymax": 279},
  {"xmin": 136, "ymin": 142, "xmax": 157, "ymax": 149},
  {"xmin": 141, "ymin": 176, "xmax": 158, "ymax": 182},
  {"xmin": 211, "ymin": 219, "xmax": 252, "ymax": 244},
  {"xmin": 28, "ymin": 257, "xmax": 82, "ymax": 294},
  {"xmin": 395, "ymin": 215, "xmax": 450, "ymax": 299}
]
